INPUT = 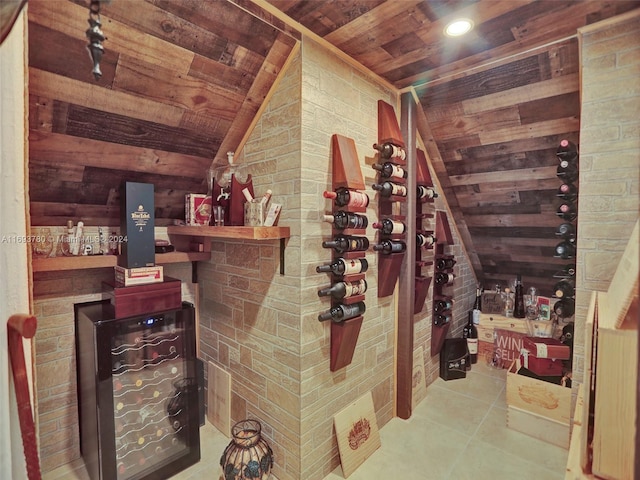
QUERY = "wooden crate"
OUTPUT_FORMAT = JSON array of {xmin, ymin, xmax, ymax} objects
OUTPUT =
[
  {"xmin": 507, "ymin": 406, "xmax": 569, "ymax": 449},
  {"xmin": 506, "ymin": 360, "xmax": 572, "ymax": 427},
  {"xmin": 477, "ymin": 313, "xmax": 528, "ymax": 342}
]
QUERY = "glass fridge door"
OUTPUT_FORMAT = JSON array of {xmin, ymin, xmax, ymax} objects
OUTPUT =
[{"xmin": 100, "ymin": 306, "xmax": 199, "ymax": 480}]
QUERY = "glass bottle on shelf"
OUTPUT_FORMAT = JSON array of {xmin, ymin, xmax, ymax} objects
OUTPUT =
[
  {"xmin": 525, "ymin": 286, "xmax": 539, "ymax": 320},
  {"xmin": 503, "ymin": 288, "xmax": 514, "ymax": 317},
  {"xmin": 318, "ymin": 301, "xmax": 366, "ymax": 323},
  {"xmin": 514, "ymin": 274, "xmax": 525, "ymax": 318},
  {"xmin": 321, "ymin": 235, "xmax": 369, "ymax": 254},
  {"xmin": 416, "ymin": 233, "xmax": 436, "ymax": 248},
  {"xmin": 372, "ymin": 218, "xmax": 406, "ymax": 235},
  {"xmin": 318, "ymin": 279, "xmax": 367, "ymax": 299},
  {"xmin": 417, "ymin": 185, "xmax": 438, "ymax": 200},
  {"xmin": 372, "ymin": 239, "xmax": 406, "ymax": 254}
]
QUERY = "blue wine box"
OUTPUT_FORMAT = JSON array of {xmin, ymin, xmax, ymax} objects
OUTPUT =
[{"xmin": 118, "ymin": 181, "xmax": 155, "ymax": 268}]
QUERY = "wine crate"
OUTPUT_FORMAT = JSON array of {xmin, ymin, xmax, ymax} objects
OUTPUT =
[{"xmin": 506, "ymin": 360, "xmax": 571, "ymax": 447}]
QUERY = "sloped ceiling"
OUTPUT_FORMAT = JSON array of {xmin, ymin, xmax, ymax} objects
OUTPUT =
[{"xmin": 27, "ymin": 0, "xmax": 639, "ymax": 294}]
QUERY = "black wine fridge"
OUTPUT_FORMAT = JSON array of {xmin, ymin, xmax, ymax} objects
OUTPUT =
[{"xmin": 75, "ymin": 301, "xmax": 201, "ymax": 480}]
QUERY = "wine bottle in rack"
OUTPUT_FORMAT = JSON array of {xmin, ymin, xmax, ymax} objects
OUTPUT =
[
  {"xmin": 434, "ymin": 314, "xmax": 451, "ymax": 326},
  {"xmin": 472, "ymin": 285, "xmax": 482, "ymax": 325},
  {"xmin": 556, "ymin": 201, "xmax": 578, "ymax": 221},
  {"xmin": 434, "ymin": 272, "xmax": 454, "ymax": 286},
  {"xmin": 556, "ymin": 183, "xmax": 578, "ymax": 201},
  {"xmin": 372, "ymin": 218, "xmax": 406, "ymax": 235},
  {"xmin": 323, "ymin": 211, "xmax": 368, "ymax": 230},
  {"xmin": 316, "ymin": 257, "xmax": 369, "ymax": 275},
  {"xmin": 556, "ymin": 222, "xmax": 576, "ymax": 238},
  {"xmin": 372, "ymin": 181, "xmax": 407, "ymax": 198},
  {"xmin": 557, "ymin": 163, "xmax": 579, "ymax": 183},
  {"xmin": 318, "ymin": 301, "xmax": 366, "ymax": 323},
  {"xmin": 372, "ymin": 162, "xmax": 407, "ymax": 180},
  {"xmin": 553, "ymin": 298, "xmax": 575, "ymax": 318},
  {"xmin": 553, "ymin": 279, "xmax": 575, "ymax": 298},
  {"xmin": 435, "ymin": 257, "xmax": 456, "ymax": 270},
  {"xmin": 556, "ymin": 139, "xmax": 578, "ymax": 163},
  {"xmin": 416, "ymin": 233, "xmax": 437, "ymax": 248},
  {"xmin": 373, "ymin": 142, "xmax": 406, "ymax": 161},
  {"xmin": 417, "ymin": 185, "xmax": 438, "ymax": 200},
  {"xmin": 434, "ymin": 298, "xmax": 453, "ymax": 313},
  {"xmin": 322, "ymin": 235, "xmax": 369, "ymax": 254},
  {"xmin": 323, "ymin": 188, "xmax": 370, "ymax": 208},
  {"xmin": 373, "ymin": 239, "xmax": 406, "ymax": 254},
  {"xmin": 318, "ymin": 279, "xmax": 368, "ymax": 299},
  {"xmin": 555, "ymin": 239, "xmax": 576, "ymax": 259},
  {"xmin": 561, "ymin": 264, "xmax": 576, "ymax": 277}
]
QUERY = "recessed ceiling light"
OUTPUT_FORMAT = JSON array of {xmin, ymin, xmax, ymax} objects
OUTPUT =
[{"xmin": 444, "ymin": 19, "xmax": 474, "ymax": 37}]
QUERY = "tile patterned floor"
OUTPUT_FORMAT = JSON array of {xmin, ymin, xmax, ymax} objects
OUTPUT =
[{"xmin": 43, "ymin": 361, "xmax": 568, "ymax": 480}]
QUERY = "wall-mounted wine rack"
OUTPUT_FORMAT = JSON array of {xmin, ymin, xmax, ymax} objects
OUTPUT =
[
  {"xmin": 414, "ymin": 148, "xmax": 436, "ymax": 313},
  {"xmin": 318, "ymin": 134, "xmax": 368, "ymax": 372},
  {"xmin": 374, "ymin": 101, "xmax": 407, "ymax": 298},
  {"xmin": 553, "ymin": 139, "xmax": 579, "ymax": 319},
  {"xmin": 431, "ymin": 210, "xmax": 455, "ymax": 356}
]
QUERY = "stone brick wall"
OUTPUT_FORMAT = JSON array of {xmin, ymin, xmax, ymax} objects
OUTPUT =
[{"xmin": 574, "ymin": 10, "xmax": 640, "ymax": 385}]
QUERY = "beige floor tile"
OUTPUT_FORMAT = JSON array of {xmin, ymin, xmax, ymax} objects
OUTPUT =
[
  {"xmin": 448, "ymin": 441, "xmax": 565, "ymax": 480},
  {"xmin": 433, "ymin": 369, "xmax": 506, "ymax": 406},
  {"xmin": 412, "ymin": 384, "xmax": 493, "ymax": 436},
  {"xmin": 474, "ymin": 406, "xmax": 569, "ymax": 473}
]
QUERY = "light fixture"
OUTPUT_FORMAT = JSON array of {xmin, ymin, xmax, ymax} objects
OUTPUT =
[{"xmin": 444, "ymin": 18, "xmax": 474, "ymax": 37}]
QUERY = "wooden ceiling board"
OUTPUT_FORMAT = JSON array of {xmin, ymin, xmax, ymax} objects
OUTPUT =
[{"xmin": 27, "ymin": 0, "xmax": 638, "ymax": 293}]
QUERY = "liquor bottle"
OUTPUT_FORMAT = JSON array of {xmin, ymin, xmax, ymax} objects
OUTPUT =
[
  {"xmin": 553, "ymin": 279, "xmax": 575, "ymax": 298},
  {"xmin": 472, "ymin": 285, "xmax": 482, "ymax": 325},
  {"xmin": 323, "ymin": 211, "xmax": 368, "ymax": 230},
  {"xmin": 372, "ymin": 218, "xmax": 406, "ymax": 235},
  {"xmin": 556, "ymin": 183, "xmax": 578, "ymax": 201},
  {"xmin": 556, "ymin": 139, "xmax": 578, "ymax": 164},
  {"xmin": 435, "ymin": 257, "xmax": 456, "ymax": 270},
  {"xmin": 556, "ymin": 201, "xmax": 578, "ymax": 221},
  {"xmin": 434, "ymin": 298, "xmax": 453, "ymax": 313},
  {"xmin": 434, "ymin": 314, "xmax": 451, "ymax": 326},
  {"xmin": 373, "ymin": 142, "xmax": 406, "ymax": 161},
  {"xmin": 556, "ymin": 163, "xmax": 579, "ymax": 183},
  {"xmin": 434, "ymin": 272, "xmax": 454, "ymax": 285},
  {"xmin": 514, "ymin": 274, "xmax": 525, "ymax": 318},
  {"xmin": 503, "ymin": 288, "xmax": 514, "ymax": 317},
  {"xmin": 416, "ymin": 233, "xmax": 437, "ymax": 248},
  {"xmin": 316, "ymin": 257, "xmax": 369, "ymax": 275},
  {"xmin": 372, "ymin": 181, "xmax": 407, "ymax": 198},
  {"xmin": 322, "ymin": 235, "xmax": 369, "ymax": 254},
  {"xmin": 417, "ymin": 185, "xmax": 438, "ymax": 200},
  {"xmin": 556, "ymin": 222, "xmax": 576, "ymax": 238},
  {"xmin": 318, "ymin": 279, "xmax": 368, "ymax": 299},
  {"xmin": 373, "ymin": 239, "xmax": 406, "ymax": 254},
  {"xmin": 323, "ymin": 188, "xmax": 370, "ymax": 208},
  {"xmin": 372, "ymin": 162, "xmax": 407, "ymax": 180},
  {"xmin": 555, "ymin": 240, "xmax": 576, "ymax": 259},
  {"xmin": 463, "ymin": 311, "xmax": 478, "ymax": 365},
  {"xmin": 553, "ymin": 298, "xmax": 575, "ymax": 318},
  {"xmin": 318, "ymin": 301, "xmax": 366, "ymax": 322}
]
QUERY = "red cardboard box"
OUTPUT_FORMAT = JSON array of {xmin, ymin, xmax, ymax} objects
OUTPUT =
[
  {"xmin": 102, "ymin": 277, "xmax": 182, "ymax": 318},
  {"xmin": 522, "ymin": 336, "xmax": 570, "ymax": 360},
  {"xmin": 520, "ymin": 350, "xmax": 564, "ymax": 376}
]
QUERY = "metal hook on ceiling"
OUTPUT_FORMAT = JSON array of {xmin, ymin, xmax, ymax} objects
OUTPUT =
[{"xmin": 86, "ymin": 0, "xmax": 107, "ymax": 81}]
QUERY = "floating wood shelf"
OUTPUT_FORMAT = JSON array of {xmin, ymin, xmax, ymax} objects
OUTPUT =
[
  {"xmin": 167, "ymin": 225, "xmax": 290, "ymax": 240},
  {"xmin": 32, "ymin": 251, "xmax": 211, "ymax": 272},
  {"xmin": 332, "ymin": 134, "xmax": 365, "ymax": 190}
]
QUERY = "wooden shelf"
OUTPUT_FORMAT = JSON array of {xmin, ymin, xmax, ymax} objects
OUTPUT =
[
  {"xmin": 32, "ymin": 251, "xmax": 211, "ymax": 272},
  {"xmin": 166, "ymin": 225, "xmax": 290, "ymax": 240}
]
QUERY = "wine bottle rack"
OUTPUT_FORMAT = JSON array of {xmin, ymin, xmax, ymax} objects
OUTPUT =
[
  {"xmin": 375, "ymin": 100, "xmax": 407, "ymax": 298},
  {"xmin": 431, "ymin": 211, "xmax": 455, "ymax": 356},
  {"xmin": 320, "ymin": 134, "xmax": 367, "ymax": 372},
  {"xmin": 414, "ymin": 148, "xmax": 436, "ymax": 313},
  {"xmin": 553, "ymin": 139, "xmax": 579, "ymax": 319}
]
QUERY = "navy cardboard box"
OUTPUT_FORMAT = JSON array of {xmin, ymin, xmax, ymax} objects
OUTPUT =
[{"xmin": 119, "ymin": 181, "xmax": 155, "ymax": 268}]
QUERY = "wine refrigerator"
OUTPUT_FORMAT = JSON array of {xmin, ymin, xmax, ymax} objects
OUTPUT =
[{"xmin": 75, "ymin": 300, "xmax": 201, "ymax": 480}]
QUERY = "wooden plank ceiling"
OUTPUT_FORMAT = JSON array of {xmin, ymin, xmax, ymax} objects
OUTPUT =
[{"xmin": 27, "ymin": 0, "xmax": 638, "ymax": 295}]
